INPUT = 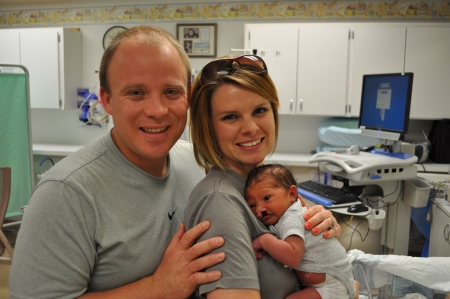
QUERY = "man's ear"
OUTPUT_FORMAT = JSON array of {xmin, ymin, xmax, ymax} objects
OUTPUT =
[
  {"xmin": 99, "ymin": 87, "xmax": 113, "ymax": 115},
  {"xmin": 187, "ymin": 85, "xmax": 192, "ymax": 107}
]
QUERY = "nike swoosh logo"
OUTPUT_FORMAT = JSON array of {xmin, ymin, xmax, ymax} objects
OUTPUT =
[{"xmin": 168, "ymin": 208, "xmax": 177, "ymax": 220}]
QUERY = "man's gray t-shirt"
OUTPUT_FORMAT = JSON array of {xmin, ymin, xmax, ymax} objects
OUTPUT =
[
  {"xmin": 10, "ymin": 133, "xmax": 205, "ymax": 298},
  {"xmin": 184, "ymin": 167, "xmax": 298, "ymax": 299}
]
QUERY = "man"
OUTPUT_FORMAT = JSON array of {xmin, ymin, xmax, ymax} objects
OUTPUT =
[{"xmin": 10, "ymin": 25, "xmax": 224, "ymax": 299}]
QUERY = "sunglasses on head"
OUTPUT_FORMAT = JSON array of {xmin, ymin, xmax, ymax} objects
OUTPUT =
[{"xmin": 199, "ymin": 55, "xmax": 268, "ymax": 86}]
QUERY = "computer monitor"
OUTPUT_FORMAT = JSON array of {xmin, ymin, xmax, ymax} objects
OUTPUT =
[{"xmin": 358, "ymin": 72, "xmax": 414, "ymax": 153}]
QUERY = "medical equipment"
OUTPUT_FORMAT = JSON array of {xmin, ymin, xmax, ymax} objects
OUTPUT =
[{"xmin": 358, "ymin": 73, "xmax": 414, "ymax": 154}]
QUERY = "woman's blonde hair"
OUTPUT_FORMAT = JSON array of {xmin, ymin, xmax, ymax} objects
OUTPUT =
[{"xmin": 189, "ymin": 58, "xmax": 279, "ymax": 171}]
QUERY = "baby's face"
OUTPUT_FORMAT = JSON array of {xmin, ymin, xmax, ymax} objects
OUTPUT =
[{"xmin": 245, "ymin": 178, "xmax": 296, "ymax": 226}]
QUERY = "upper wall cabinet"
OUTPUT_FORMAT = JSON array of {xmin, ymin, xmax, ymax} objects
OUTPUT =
[
  {"xmin": 245, "ymin": 24, "xmax": 299, "ymax": 115},
  {"xmin": 297, "ymin": 25, "xmax": 349, "ymax": 116},
  {"xmin": 0, "ymin": 27, "xmax": 81, "ymax": 110},
  {"xmin": 405, "ymin": 27, "xmax": 450, "ymax": 119},
  {"xmin": 245, "ymin": 23, "xmax": 349, "ymax": 116},
  {"xmin": 349, "ymin": 26, "xmax": 406, "ymax": 117},
  {"xmin": 245, "ymin": 22, "xmax": 450, "ymax": 120}
]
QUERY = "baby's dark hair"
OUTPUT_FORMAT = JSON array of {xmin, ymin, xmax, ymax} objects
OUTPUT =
[{"xmin": 245, "ymin": 164, "xmax": 297, "ymax": 196}]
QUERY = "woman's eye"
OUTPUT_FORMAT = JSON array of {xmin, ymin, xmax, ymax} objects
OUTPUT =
[
  {"xmin": 222, "ymin": 114, "xmax": 237, "ymax": 121},
  {"xmin": 254, "ymin": 107, "xmax": 268, "ymax": 115}
]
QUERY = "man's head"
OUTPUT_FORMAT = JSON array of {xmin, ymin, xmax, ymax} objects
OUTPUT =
[
  {"xmin": 99, "ymin": 25, "xmax": 191, "ymax": 176},
  {"xmin": 100, "ymin": 25, "xmax": 191, "ymax": 94}
]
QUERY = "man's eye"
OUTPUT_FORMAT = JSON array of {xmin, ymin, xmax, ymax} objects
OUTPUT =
[
  {"xmin": 264, "ymin": 195, "xmax": 270, "ymax": 201},
  {"xmin": 128, "ymin": 90, "xmax": 143, "ymax": 96},
  {"xmin": 166, "ymin": 89, "xmax": 181, "ymax": 95}
]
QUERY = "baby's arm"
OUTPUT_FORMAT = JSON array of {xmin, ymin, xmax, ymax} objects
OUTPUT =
[{"xmin": 252, "ymin": 233, "xmax": 304, "ymax": 268}]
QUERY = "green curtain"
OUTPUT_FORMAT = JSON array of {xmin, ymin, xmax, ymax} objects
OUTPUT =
[{"xmin": 0, "ymin": 72, "xmax": 33, "ymax": 218}]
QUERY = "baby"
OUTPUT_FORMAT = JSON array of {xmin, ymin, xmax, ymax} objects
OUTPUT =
[{"xmin": 245, "ymin": 164, "xmax": 356, "ymax": 299}]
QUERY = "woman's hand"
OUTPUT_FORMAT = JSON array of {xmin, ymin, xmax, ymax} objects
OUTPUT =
[{"xmin": 298, "ymin": 194, "xmax": 341, "ymax": 238}]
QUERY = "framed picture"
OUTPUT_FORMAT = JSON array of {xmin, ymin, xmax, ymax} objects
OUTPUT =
[{"xmin": 176, "ymin": 23, "xmax": 217, "ymax": 58}]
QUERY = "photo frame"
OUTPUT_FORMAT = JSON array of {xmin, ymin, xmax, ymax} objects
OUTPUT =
[{"xmin": 177, "ymin": 23, "xmax": 217, "ymax": 58}]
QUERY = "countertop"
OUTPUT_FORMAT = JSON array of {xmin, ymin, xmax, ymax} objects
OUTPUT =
[{"xmin": 33, "ymin": 143, "xmax": 450, "ymax": 174}]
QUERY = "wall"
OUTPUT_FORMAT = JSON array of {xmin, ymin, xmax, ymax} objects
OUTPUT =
[{"xmin": 1, "ymin": 1, "xmax": 445, "ymax": 154}]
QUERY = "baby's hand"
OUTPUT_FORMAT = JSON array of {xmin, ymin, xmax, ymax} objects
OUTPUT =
[{"xmin": 252, "ymin": 235, "xmax": 266, "ymax": 260}]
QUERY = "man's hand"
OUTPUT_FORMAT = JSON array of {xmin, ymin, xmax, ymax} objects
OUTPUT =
[{"xmin": 150, "ymin": 221, "xmax": 225, "ymax": 298}]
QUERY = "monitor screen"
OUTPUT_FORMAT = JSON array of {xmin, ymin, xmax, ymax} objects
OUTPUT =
[{"xmin": 358, "ymin": 73, "xmax": 414, "ymax": 142}]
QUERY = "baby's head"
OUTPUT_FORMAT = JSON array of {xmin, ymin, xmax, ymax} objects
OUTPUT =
[{"xmin": 244, "ymin": 164, "xmax": 298, "ymax": 225}]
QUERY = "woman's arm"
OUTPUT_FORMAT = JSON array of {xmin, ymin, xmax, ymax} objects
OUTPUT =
[{"xmin": 298, "ymin": 194, "xmax": 341, "ymax": 238}]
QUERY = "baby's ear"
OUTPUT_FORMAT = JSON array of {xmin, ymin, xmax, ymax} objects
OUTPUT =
[{"xmin": 289, "ymin": 185, "xmax": 297, "ymax": 199}]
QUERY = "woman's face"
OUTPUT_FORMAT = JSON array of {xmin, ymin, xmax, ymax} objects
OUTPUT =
[{"xmin": 211, "ymin": 83, "xmax": 275, "ymax": 177}]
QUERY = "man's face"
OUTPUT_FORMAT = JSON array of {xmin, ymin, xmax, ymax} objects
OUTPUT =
[{"xmin": 101, "ymin": 39, "xmax": 189, "ymax": 176}]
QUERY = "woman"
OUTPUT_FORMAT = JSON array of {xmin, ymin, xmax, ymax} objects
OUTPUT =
[{"xmin": 184, "ymin": 55, "xmax": 341, "ymax": 299}]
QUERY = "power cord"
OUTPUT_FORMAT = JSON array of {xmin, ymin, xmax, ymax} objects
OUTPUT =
[{"xmin": 340, "ymin": 214, "xmax": 370, "ymax": 251}]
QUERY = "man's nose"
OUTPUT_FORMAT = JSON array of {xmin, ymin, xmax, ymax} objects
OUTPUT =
[{"xmin": 144, "ymin": 96, "xmax": 169, "ymax": 117}]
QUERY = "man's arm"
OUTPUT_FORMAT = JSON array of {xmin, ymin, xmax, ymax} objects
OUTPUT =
[
  {"xmin": 80, "ymin": 222, "xmax": 225, "ymax": 299},
  {"xmin": 252, "ymin": 233, "xmax": 304, "ymax": 268}
]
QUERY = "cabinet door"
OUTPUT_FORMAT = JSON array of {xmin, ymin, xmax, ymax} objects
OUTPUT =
[
  {"xmin": 20, "ymin": 30, "xmax": 61, "ymax": 109},
  {"xmin": 0, "ymin": 30, "xmax": 21, "ymax": 73},
  {"xmin": 429, "ymin": 204, "xmax": 450, "ymax": 257},
  {"xmin": 405, "ymin": 27, "xmax": 450, "ymax": 119},
  {"xmin": 246, "ymin": 25, "xmax": 298, "ymax": 115},
  {"xmin": 350, "ymin": 27, "xmax": 406, "ymax": 117},
  {"xmin": 297, "ymin": 25, "xmax": 349, "ymax": 116}
]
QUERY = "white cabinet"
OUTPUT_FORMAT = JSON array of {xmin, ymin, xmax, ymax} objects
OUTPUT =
[
  {"xmin": 349, "ymin": 26, "xmax": 407, "ymax": 117},
  {"xmin": 297, "ymin": 25, "xmax": 349, "ymax": 116},
  {"xmin": 429, "ymin": 199, "xmax": 450, "ymax": 257},
  {"xmin": 245, "ymin": 23, "xmax": 349, "ymax": 116},
  {"xmin": 0, "ymin": 30, "xmax": 21, "ymax": 72},
  {"xmin": 245, "ymin": 23, "xmax": 450, "ymax": 119},
  {"xmin": 405, "ymin": 27, "xmax": 450, "ymax": 119},
  {"xmin": 245, "ymin": 24, "xmax": 298, "ymax": 115},
  {"xmin": 0, "ymin": 27, "xmax": 81, "ymax": 110}
]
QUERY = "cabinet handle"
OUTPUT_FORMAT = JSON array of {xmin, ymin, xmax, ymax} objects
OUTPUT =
[
  {"xmin": 299, "ymin": 99, "xmax": 303, "ymax": 112},
  {"xmin": 290, "ymin": 99, "xmax": 293, "ymax": 112}
]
